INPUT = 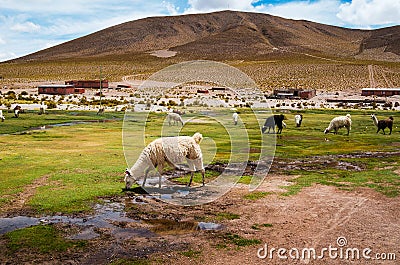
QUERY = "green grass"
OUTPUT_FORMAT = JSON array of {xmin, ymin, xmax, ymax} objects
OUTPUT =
[
  {"xmin": 180, "ymin": 249, "xmax": 202, "ymax": 258},
  {"xmin": 0, "ymin": 118, "xmax": 125, "ymax": 213},
  {"xmin": 0, "ymin": 110, "xmax": 123, "ymax": 135},
  {"xmin": 0, "ymin": 108, "xmax": 399, "ymax": 214},
  {"xmin": 109, "ymin": 258, "xmax": 151, "ymax": 265},
  {"xmin": 216, "ymin": 212, "xmax": 240, "ymax": 221},
  {"xmin": 251, "ymin": 223, "xmax": 273, "ymax": 230},
  {"xmin": 5, "ymin": 225, "xmax": 86, "ymax": 253},
  {"xmin": 223, "ymin": 233, "xmax": 261, "ymax": 247},
  {"xmin": 282, "ymin": 158, "xmax": 400, "ymax": 197},
  {"xmin": 243, "ymin": 191, "xmax": 270, "ymax": 200}
]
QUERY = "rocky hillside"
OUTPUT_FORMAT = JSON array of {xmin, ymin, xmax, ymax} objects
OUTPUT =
[{"xmin": 10, "ymin": 10, "xmax": 400, "ymax": 62}]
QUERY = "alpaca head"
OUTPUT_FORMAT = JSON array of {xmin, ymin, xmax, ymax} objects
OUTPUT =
[
  {"xmin": 192, "ymin": 132, "xmax": 203, "ymax": 144},
  {"xmin": 124, "ymin": 168, "xmax": 134, "ymax": 189},
  {"xmin": 261, "ymin": 126, "xmax": 267, "ymax": 133},
  {"xmin": 324, "ymin": 128, "xmax": 330, "ymax": 134}
]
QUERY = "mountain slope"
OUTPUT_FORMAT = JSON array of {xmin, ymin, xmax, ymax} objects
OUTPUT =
[{"xmin": 10, "ymin": 10, "xmax": 400, "ymax": 62}]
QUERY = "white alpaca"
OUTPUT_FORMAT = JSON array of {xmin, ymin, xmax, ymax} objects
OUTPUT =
[
  {"xmin": 125, "ymin": 132, "xmax": 205, "ymax": 188},
  {"xmin": 324, "ymin": 114, "xmax": 352, "ymax": 135},
  {"xmin": 232, "ymin": 112, "xmax": 238, "ymax": 125},
  {"xmin": 0, "ymin": 110, "xmax": 5, "ymax": 122},
  {"xmin": 166, "ymin": 112, "xmax": 184, "ymax": 126},
  {"xmin": 39, "ymin": 102, "xmax": 46, "ymax": 115},
  {"xmin": 294, "ymin": 114, "xmax": 303, "ymax": 127}
]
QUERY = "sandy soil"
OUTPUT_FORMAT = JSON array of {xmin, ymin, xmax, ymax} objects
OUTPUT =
[
  {"xmin": 149, "ymin": 50, "xmax": 178, "ymax": 58},
  {"xmin": 1, "ymin": 173, "xmax": 399, "ymax": 264}
]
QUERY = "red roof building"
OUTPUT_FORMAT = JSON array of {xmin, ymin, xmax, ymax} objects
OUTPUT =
[
  {"xmin": 65, "ymin": 80, "xmax": 108, "ymax": 89},
  {"xmin": 38, "ymin": 85, "xmax": 75, "ymax": 95}
]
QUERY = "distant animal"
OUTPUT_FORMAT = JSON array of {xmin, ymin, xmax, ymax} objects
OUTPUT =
[
  {"xmin": 0, "ymin": 110, "xmax": 5, "ymax": 122},
  {"xmin": 97, "ymin": 108, "xmax": 104, "ymax": 115},
  {"xmin": 232, "ymin": 112, "xmax": 239, "ymax": 125},
  {"xmin": 294, "ymin": 114, "xmax": 303, "ymax": 127},
  {"xmin": 124, "ymin": 132, "xmax": 205, "ymax": 189},
  {"xmin": 39, "ymin": 102, "xmax": 46, "ymax": 115},
  {"xmin": 371, "ymin": 114, "xmax": 393, "ymax": 135},
  {"xmin": 262, "ymin": 114, "xmax": 286, "ymax": 134},
  {"xmin": 324, "ymin": 114, "xmax": 352, "ymax": 135},
  {"xmin": 14, "ymin": 105, "xmax": 22, "ymax": 118},
  {"xmin": 172, "ymin": 109, "xmax": 185, "ymax": 115},
  {"xmin": 166, "ymin": 112, "xmax": 184, "ymax": 126}
]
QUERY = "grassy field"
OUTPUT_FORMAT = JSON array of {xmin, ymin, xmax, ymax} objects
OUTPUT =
[{"xmin": 0, "ymin": 108, "xmax": 399, "ymax": 215}]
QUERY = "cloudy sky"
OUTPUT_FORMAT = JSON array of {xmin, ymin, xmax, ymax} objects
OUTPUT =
[{"xmin": 0, "ymin": 0, "xmax": 399, "ymax": 61}]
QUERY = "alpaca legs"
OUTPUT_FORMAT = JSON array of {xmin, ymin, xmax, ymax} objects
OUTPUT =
[
  {"xmin": 188, "ymin": 172, "xmax": 194, "ymax": 187},
  {"xmin": 142, "ymin": 167, "xmax": 151, "ymax": 187}
]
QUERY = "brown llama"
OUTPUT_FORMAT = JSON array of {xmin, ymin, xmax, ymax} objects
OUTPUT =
[{"xmin": 371, "ymin": 114, "xmax": 394, "ymax": 135}]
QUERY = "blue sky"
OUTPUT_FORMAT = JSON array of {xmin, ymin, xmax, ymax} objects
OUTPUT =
[{"xmin": 0, "ymin": 0, "xmax": 399, "ymax": 61}]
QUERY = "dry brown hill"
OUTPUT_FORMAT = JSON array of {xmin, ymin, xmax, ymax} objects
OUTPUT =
[{"xmin": 9, "ymin": 10, "xmax": 400, "ymax": 62}]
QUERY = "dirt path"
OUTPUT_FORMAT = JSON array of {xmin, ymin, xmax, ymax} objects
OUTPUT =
[
  {"xmin": 1, "ymin": 174, "xmax": 399, "ymax": 264},
  {"xmin": 166, "ymin": 184, "xmax": 400, "ymax": 265},
  {"xmin": 368, "ymin": 64, "xmax": 376, "ymax": 88},
  {"xmin": 377, "ymin": 66, "xmax": 394, "ymax": 88},
  {"xmin": 0, "ymin": 175, "xmax": 49, "ymax": 216}
]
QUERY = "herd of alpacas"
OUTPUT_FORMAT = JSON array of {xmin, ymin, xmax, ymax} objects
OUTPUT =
[{"xmin": 124, "ymin": 111, "xmax": 395, "ymax": 189}]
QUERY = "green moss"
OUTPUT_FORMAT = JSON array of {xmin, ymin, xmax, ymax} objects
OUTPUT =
[
  {"xmin": 223, "ymin": 233, "xmax": 261, "ymax": 247},
  {"xmin": 216, "ymin": 212, "xmax": 240, "ymax": 221},
  {"xmin": 6, "ymin": 225, "xmax": 86, "ymax": 253},
  {"xmin": 243, "ymin": 191, "xmax": 270, "ymax": 200}
]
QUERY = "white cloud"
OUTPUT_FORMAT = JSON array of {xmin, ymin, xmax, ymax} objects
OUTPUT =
[
  {"xmin": 0, "ymin": 0, "xmax": 176, "ymax": 61},
  {"xmin": 0, "ymin": 51, "xmax": 17, "ymax": 61},
  {"xmin": 163, "ymin": 1, "xmax": 180, "ymax": 15},
  {"xmin": 1, "ymin": 0, "xmax": 399, "ymax": 62},
  {"xmin": 185, "ymin": 0, "xmax": 255, "ymax": 13},
  {"xmin": 10, "ymin": 21, "xmax": 41, "ymax": 32},
  {"xmin": 337, "ymin": 0, "xmax": 400, "ymax": 27},
  {"xmin": 259, "ymin": 0, "xmax": 343, "ymax": 26}
]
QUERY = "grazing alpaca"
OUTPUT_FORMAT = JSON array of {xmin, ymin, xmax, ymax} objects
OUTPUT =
[
  {"xmin": 166, "ymin": 112, "xmax": 184, "ymax": 126},
  {"xmin": 14, "ymin": 105, "xmax": 21, "ymax": 118},
  {"xmin": 262, "ymin": 114, "xmax": 286, "ymax": 134},
  {"xmin": 232, "ymin": 112, "xmax": 239, "ymax": 125},
  {"xmin": 39, "ymin": 102, "xmax": 46, "ymax": 115},
  {"xmin": 125, "ymin": 132, "xmax": 205, "ymax": 189},
  {"xmin": 0, "ymin": 110, "xmax": 5, "ymax": 122},
  {"xmin": 371, "ymin": 114, "xmax": 394, "ymax": 135},
  {"xmin": 294, "ymin": 114, "xmax": 303, "ymax": 127},
  {"xmin": 97, "ymin": 108, "xmax": 104, "ymax": 115},
  {"xmin": 324, "ymin": 114, "xmax": 352, "ymax": 135}
]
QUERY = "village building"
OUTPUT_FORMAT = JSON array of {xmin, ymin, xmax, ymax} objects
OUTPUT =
[
  {"xmin": 273, "ymin": 88, "xmax": 316, "ymax": 99},
  {"xmin": 361, "ymin": 88, "xmax": 400, "ymax": 97},
  {"xmin": 38, "ymin": 84, "xmax": 75, "ymax": 95},
  {"xmin": 65, "ymin": 80, "xmax": 108, "ymax": 89}
]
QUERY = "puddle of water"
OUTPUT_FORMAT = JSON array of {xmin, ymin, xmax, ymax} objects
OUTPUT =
[
  {"xmin": 146, "ymin": 219, "xmax": 198, "ymax": 235},
  {"xmin": 144, "ymin": 219, "xmax": 223, "ymax": 235},
  {"xmin": 0, "ymin": 200, "xmax": 144, "ymax": 240},
  {"xmin": 2, "ymin": 119, "xmax": 119, "ymax": 136},
  {"xmin": 198, "ymin": 222, "xmax": 224, "ymax": 230},
  {"xmin": 0, "ymin": 216, "xmax": 39, "ymax": 234},
  {"xmin": 0, "ymin": 197, "xmax": 222, "ymax": 240}
]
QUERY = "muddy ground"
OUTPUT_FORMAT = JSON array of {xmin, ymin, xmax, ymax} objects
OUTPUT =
[{"xmin": 1, "ymin": 167, "xmax": 399, "ymax": 265}]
